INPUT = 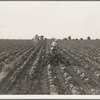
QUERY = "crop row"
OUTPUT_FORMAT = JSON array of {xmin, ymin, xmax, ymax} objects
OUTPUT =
[
  {"xmin": 0, "ymin": 40, "xmax": 45, "ymax": 94},
  {"xmin": 59, "ymin": 47, "xmax": 100, "ymax": 94}
]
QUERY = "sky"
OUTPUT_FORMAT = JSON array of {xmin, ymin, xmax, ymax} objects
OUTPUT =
[{"xmin": 0, "ymin": 1, "xmax": 100, "ymax": 39}]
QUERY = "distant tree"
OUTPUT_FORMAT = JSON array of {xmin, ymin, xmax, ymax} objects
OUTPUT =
[
  {"xmin": 39, "ymin": 35, "xmax": 44, "ymax": 40},
  {"xmin": 96, "ymin": 39, "xmax": 99, "ymax": 40},
  {"xmin": 34, "ymin": 35, "xmax": 39, "ymax": 40},
  {"xmin": 44, "ymin": 38, "xmax": 47, "ymax": 40},
  {"xmin": 76, "ymin": 38, "xmax": 78, "ymax": 40},
  {"xmin": 80, "ymin": 38, "xmax": 83, "ymax": 40},
  {"xmin": 63, "ymin": 38, "xmax": 67, "ymax": 40},
  {"xmin": 41, "ymin": 35, "xmax": 44, "ymax": 39},
  {"xmin": 87, "ymin": 36, "xmax": 91, "ymax": 40},
  {"xmin": 68, "ymin": 36, "xmax": 71, "ymax": 40}
]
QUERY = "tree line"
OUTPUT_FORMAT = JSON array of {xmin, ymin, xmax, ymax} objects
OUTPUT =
[{"xmin": 63, "ymin": 36, "xmax": 99, "ymax": 40}]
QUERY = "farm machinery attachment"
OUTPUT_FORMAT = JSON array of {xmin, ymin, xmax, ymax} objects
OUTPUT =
[
  {"xmin": 43, "ymin": 51, "xmax": 70, "ymax": 67},
  {"xmin": 29, "ymin": 48, "xmax": 71, "ymax": 80}
]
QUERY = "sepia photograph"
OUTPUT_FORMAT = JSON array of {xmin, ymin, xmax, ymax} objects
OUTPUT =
[{"xmin": 0, "ymin": 1, "xmax": 100, "ymax": 99}]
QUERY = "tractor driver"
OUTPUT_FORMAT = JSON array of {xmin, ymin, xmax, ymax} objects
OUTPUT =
[{"xmin": 50, "ymin": 39, "xmax": 59, "ymax": 55}]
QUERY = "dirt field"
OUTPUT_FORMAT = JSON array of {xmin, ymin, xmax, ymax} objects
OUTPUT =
[{"xmin": 0, "ymin": 39, "xmax": 100, "ymax": 94}]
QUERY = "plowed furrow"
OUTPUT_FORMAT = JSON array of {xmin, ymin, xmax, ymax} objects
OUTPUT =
[
  {"xmin": 4, "ymin": 42, "xmax": 45, "ymax": 94},
  {"xmin": 0, "ymin": 41, "xmax": 45, "ymax": 94},
  {"xmin": 61, "ymin": 49, "xmax": 100, "ymax": 92}
]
